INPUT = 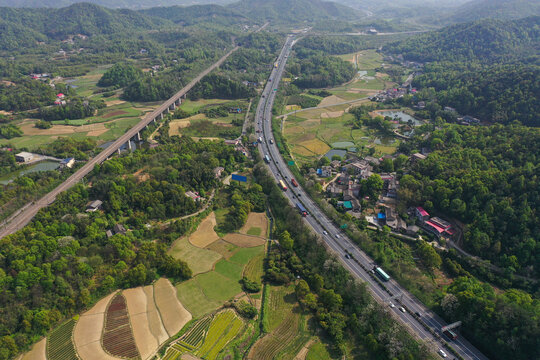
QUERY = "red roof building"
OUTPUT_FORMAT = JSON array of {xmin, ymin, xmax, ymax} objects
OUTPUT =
[{"xmin": 415, "ymin": 207, "xmax": 429, "ymax": 221}]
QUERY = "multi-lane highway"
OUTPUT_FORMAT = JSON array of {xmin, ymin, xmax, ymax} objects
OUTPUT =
[
  {"xmin": 0, "ymin": 47, "xmax": 239, "ymax": 240},
  {"xmin": 255, "ymin": 35, "xmax": 488, "ymax": 360}
]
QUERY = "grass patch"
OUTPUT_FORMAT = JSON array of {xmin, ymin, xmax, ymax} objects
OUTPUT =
[
  {"xmin": 229, "ymin": 246, "xmax": 264, "ymax": 266},
  {"xmin": 243, "ymin": 253, "xmax": 265, "ymax": 285},
  {"xmin": 168, "ymin": 237, "xmax": 222, "ymax": 275},
  {"xmin": 176, "ymin": 279, "xmax": 222, "ymax": 319},
  {"xmin": 196, "ymin": 271, "xmax": 242, "ymax": 303},
  {"xmin": 214, "ymin": 259, "xmax": 243, "ymax": 280},
  {"xmin": 246, "ymin": 227, "xmax": 262, "ymax": 236}
]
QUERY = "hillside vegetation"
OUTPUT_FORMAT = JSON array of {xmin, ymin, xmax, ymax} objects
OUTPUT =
[
  {"xmin": 386, "ymin": 16, "xmax": 540, "ymax": 126},
  {"xmin": 228, "ymin": 0, "xmax": 363, "ymax": 23}
]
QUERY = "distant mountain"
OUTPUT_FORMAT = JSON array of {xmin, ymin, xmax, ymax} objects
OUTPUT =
[
  {"xmin": 384, "ymin": 16, "xmax": 540, "ymax": 63},
  {"xmin": 446, "ymin": 0, "xmax": 540, "ymax": 23},
  {"xmin": 141, "ymin": 4, "xmax": 251, "ymax": 26},
  {"xmin": 0, "ymin": 0, "xmax": 235, "ymax": 9},
  {"xmin": 228, "ymin": 0, "xmax": 364, "ymax": 23},
  {"xmin": 0, "ymin": 2, "xmax": 168, "ymax": 50}
]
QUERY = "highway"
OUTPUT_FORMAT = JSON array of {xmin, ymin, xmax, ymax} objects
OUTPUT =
[
  {"xmin": 255, "ymin": 35, "xmax": 489, "ymax": 360},
  {"xmin": 0, "ymin": 47, "xmax": 239, "ymax": 240}
]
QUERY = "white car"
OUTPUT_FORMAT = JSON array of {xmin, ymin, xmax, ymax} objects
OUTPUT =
[
  {"xmin": 438, "ymin": 349, "xmax": 447, "ymax": 358},
  {"xmin": 323, "ymin": 230, "xmax": 328, "ymax": 235},
  {"xmin": 335, "ymin": 234, "xmax": 340, "ymax": 239},
  {"xmin": 389, "ymin": 303, "xmax": 395, "ymax": 308},
  {"xmin": 399, "ymin": 307, "xmax": 406, "ymax": 313}
]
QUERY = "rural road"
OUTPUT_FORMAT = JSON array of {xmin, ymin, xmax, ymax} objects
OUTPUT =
[{"xmin": 256, "ymin": 34, "xmax": 488, "ymax": 360}]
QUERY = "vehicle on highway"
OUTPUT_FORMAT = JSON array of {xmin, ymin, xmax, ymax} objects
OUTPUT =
[
  {"xmin": 399, "ymin": 307, "xmax": 406, "ymax": 313},
  {"xmin": 323, "ymin": 230, "xmax": 328, "ymax": 235},
  {"xmin": 279, "ymin": 179, "xmax": 288, "ymax": 191},
  {"xmin": 389, "ymin": 303, "xmax": 395, "ymax": 308},
  {"xmin": 438, "ymin": 349, "xmax": 447, "ymax": 358},
  {"xmin": 335, "ymin": 234, "xmax": 340, "ymax": 239},
  {"xmin": 345, "ymin": 254, "xmax": 351, "ymax": 259},
  {"xmin": 415, "ymin": 312, "xmax": 421, "ymax": 317},
  {"xmin": 258, "ymin": 136, "xmax": 263, "ymax": 143},
  {"xmin": 269, "ymin": 139, "xmax": 274, "ymax": 144},
  {"xmin": 264, "ymin": 155, "xmax": 270, "ymax": 164},
  {"xmin": 443, "ymin": 329, "xmax": 458, "ymax": 340},
  {"xmin": 375, "ymin": 266, "xmax": 391, "ymax": 282},
  {"xmin": 291, "ymin": 178, "xmax": 298, "ymax": 187},
  {"xmin": 296, "ymin": 202, "xmax": 308, "ymax": 217}
]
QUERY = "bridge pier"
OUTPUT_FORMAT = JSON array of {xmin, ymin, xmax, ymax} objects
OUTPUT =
[
  {"xmin": 127, "ymin": 141, "xmax": 132, "ymax": 151},
  {"xmin": 136, "ymin": 132, "xmax": 141, "ymax": 141},
  {"xmin": 117, "ymin": 148, "xmax": 121, "ymax": 155},
  {"xmin": 170, "ymin": 103, "xmax": 176, "ymax": 111},
  {"xmin": 160, "ymin": 113, "xmax": 164, "ymax": 120}
]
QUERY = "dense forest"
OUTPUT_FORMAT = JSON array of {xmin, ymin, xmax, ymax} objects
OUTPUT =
[
  {"xmin": 399, "ymin": 124, "xmax": 539, "ymax": 278},
  {"xmin": 188, "ymin": 74, "xmax": 256, "ymax": 100},
  {"xmin": 288, "ymin": 48, "xmax": 356, "ymax": 89},
  {"xmin": 0, "ymin": 136, "xmax": 245, "ymax": 359},
  {"xmin": 385, "ymin": 16, "xmax": 540, "ymax": 126},
  {"xmin": 385, "ymin": 16, "xmax": 540, "ymax": 63}
]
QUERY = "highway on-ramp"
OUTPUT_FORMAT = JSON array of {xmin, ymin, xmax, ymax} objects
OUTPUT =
[
  {"xmin": 0, "ymin": 47, "xmax": 239, "ymax": 240},
  {"xmin": 255, "ymin": 35, "xmax": 488, "ymax": 360}
]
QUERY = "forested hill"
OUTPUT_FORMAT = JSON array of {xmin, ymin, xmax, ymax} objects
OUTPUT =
[
  {"xmin": 0, "ymin": 0, "xmax": 233, "ymax": 8},
  {"xmin": 228, "ymin": 0, "xmax": 363, "ymax": 23},
  {"xmin": 0, "ymin": 2, "xmax": 168, "ymax": 49},
  {"xmin": 384, "ymin": 16, "xmax": 540, "ymax": 63},
  {"xmin": 141, "ymin": 5, "xmax": 251, "ymax": 26},
  {"xmin": 446, "ymin": 0, "xmax": 540, "ymax": 23}
]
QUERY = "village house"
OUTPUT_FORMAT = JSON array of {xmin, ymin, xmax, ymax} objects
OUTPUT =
[
  {"xmin": 15, "ymin": 152, "xmax": 33, "ymax": 163},
  {"xmin": 106, "ymin": 223, "xmax": 127, "ymax": 238},
  {"xmin": 86, "ymin": 200, "xmax": 103, "ymax": 212},
  {"xmin": 185, "ymin": 191, "xmax": 202, "ymax": 202},
  {"xmin": 347, "ymin": 160, "xmax": 372, "ymax": 178},
  {"xmin": 213, "ymin": 167, "xmax": 225, "ymax": 178},
  {"xmin": 59, "ymin": 157, "xmax": 75, "ymax": 169},
  {"xmin": 326, "ymin": 182, "xmax": 343, "ymax": 197},
  {"xmin": 411, "ymin": 153, "xmax": 427, "ymax": 162}
]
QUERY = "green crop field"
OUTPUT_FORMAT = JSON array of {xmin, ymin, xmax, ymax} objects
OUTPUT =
[
  {"xmin": 214, "ymin": 259, "xmax": 244, "ymax": 279},
  {"xmin": 196, "ymin": 310, "xmax": 244, "ymax": 360},
  {"xmin": 243, "ymin": 253, "xmax": 265, "ymax": 285},
  {"xmin": 47, "ymin": 318, "xmax": 78, "ymax": 360},
  {"xmin": 181, "ymin": 315, "xmax": 213, "ymax": 348},
  {"xmin": 229, "ymin": 246, "xmax": 264, "ymax": 266}
]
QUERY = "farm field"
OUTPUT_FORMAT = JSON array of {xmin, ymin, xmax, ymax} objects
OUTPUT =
[
  {"xmin": 283, "ymin": 109, "xmax": 399, "ymax": 165},
  {"xmin": 102, "ymin": 293, "xmax": 140, "ymax": 359},
  {"xmin": 46, "ymin": 318, "xmax": 78, "ymax": 360},
  {"xmin": 168, "ymin": 237, "xmax": 223, "ymax": 275},
  {"xmin": 169, "ymin": 98, "xmax": 248, "ymax": 139},
  {"xmin": 248, "ymin": 286, "xmax": 308, "ymax": 360},
  {"xmin": 162, "ymin": 310, "xmax": 244, "ymax": 360},
  {"xmin": 176, "ymin": 246, "xmax": 265, "ymax": 318},
  {"xmin": 20, "ymin": 338, "xmax": 47, "ymax": 360},
  {"xmin": 239, "ymin": 212, "xmax": 268, "ymax": 237},
  {"xmin": 188, "ymin": 212, "xmax": 220, "ymax": 248}
]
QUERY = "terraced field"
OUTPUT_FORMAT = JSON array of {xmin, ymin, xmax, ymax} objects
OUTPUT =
[
  {"xmin": 47, "ymin": 318, "xmax": 78, "ymax": 360},
  {"xmin": 162, "ymin": 310, "xmax": 244, "ymax": 360}
]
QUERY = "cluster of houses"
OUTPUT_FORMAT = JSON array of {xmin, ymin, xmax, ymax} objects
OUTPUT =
[
  {"xmin": 415, "ymin": 207, "xmax": 455, "ymax": 239},
  {"xmin": 54, "ymin": 93, "xmax": 67, "ymax": 106},
  {"xmin": 371, "ymin": 87, "xmax": 408, "ymax": 102}
]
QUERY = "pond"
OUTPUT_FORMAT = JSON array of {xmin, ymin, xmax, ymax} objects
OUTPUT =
[
  {"xmin": 377, "ymin": 111, "xmax": 423, "ymax": 126},
  {"xmin": 0, "ymin": 161, "xmax": 59, "ymax": 185},
  {"xmin": 324, "ymin": 149, "xmax": 347, "ymax": 160}
]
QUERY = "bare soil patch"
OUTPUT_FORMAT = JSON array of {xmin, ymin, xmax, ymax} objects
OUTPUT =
[
  {"xmin": 240, "ymin": 212, "xmax": 268, "ymax": 237},
  {"xmin": 319, "ymin": 95, "xmax": 345, "ymax": 107},
  {"xmin": 154, "ymin": 278, "xmax": 192, "ymax": 337},
  {"xmin": 19, "ymin": 119, "xmax": 108, "ymax": 136},
  {"xmin": 73, "ymin": 291, "xmax": 119, "ymax": 360},
  {"xmin": 103, "ymin": 110, "xmax": 128, "ymax": 119},
  {"xmin": 20, "ymin": 338, "xmax": 46, "ymax": 360},
  {"xmin": 223, "ymin": 233, "xmax": 265, "ymax": 248},
  {"xmin": 105, "ymin": 99, "xmax": 125, "ymax": 107},
  {"xmin": 321, "ymin": 111, "xmax": 344, "ymax": 119},
  {"xmin": 189, "ymin": 212, "xmax": 219, "ymax": 248},
  {"xmin": 143, "ymin": 285, "xmax": 169, "ymax": 345},
  {"xmin": 124, "ymin": 287, "xmax": 157, "ymax": 360},
  {"xmin": 132, "ymin": 169, "xmax": 150, "ymax": 183}
]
